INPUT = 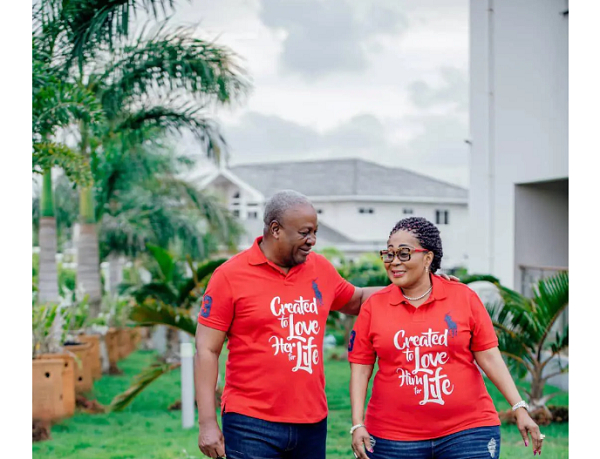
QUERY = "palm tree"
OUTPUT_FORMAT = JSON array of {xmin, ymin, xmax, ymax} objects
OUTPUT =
[
  {"xmin": 33, "ymin": 15, "xmax": 102, "ymax": 303},
  {"xmin": 36, "ymin": 0, "xmax": 249, "ymax": 315},
  {"xmin": 94, "ymin": 136, "xmax": 242, "ymax": 294},
  {"xmin": 463, "ymin": 272, "xmax": 568, "ymax": 415}
]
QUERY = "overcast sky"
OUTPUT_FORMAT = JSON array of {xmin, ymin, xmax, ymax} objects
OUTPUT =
[{"xmin": 163, "ymin": 0, "xmax": 470, "ymax": 187}]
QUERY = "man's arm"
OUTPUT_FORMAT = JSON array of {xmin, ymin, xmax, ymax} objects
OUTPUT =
[
  {"xmin": 337, "ymin": 287, "xmax": 383, "ymax": 316},
  {"xmin": 194, "ymin": 323, "xmax": 227, "ymax": 458},
  {"xmin": 337, "ymin": 274, "xmax": 460, "ymax": 316}
]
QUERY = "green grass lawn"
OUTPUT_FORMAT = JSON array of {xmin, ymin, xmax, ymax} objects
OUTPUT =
[{"xmin": 33, "ymin": 349, "xmax": 568, "ymax": 459}]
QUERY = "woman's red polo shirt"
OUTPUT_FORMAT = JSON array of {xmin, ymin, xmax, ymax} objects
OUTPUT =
[
  {"xmin": 348, "ymin": 275, "xmax": 500, "ymax": 440},
  {"xmin": 198, "ymin": 237, "xmax": 355, "ymax": 423}
]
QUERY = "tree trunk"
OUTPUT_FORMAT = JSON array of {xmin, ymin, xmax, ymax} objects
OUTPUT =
[
  {"xmin": 528, "ymin": 364, "xmax": 552, "ymax": 416},
  {"xmin": 108, "ymin": 253, "xmax": 124, "ymax": 296},
  {"xmin": 38, "ymin": 170, "xmax": 59, "ymax": 304},
  {"xmin": 77, "ymin": 222, "xmax": 102, "ymax": 316}
]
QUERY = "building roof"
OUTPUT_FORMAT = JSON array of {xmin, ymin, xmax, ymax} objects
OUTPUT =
[{"xmin": 229, "ymin": 158, "xmax": 467, "ymax": 200}]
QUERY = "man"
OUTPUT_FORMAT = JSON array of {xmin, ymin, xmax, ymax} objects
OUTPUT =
[{"xmin": 194, "ymin": 190, "xmax": 453, "ymax": 459}]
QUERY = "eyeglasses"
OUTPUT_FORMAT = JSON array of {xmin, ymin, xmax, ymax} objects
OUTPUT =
[{"xmin": 379, "ymin": 247, "xmax": 429, "ymax": 263}]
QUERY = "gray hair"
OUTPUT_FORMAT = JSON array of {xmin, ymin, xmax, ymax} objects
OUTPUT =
[{"xmin": 263, "ymin": 190, "xmax": 313, "ymax": 230}]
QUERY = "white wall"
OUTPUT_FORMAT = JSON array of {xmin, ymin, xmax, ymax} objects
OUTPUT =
[
  {"xmin": 514, "ymin": 180, "xmax": 568, "ymax": 287},
  {"xmin": 469, "ymin": 0, "xmax": 568, "ymax": 287}
]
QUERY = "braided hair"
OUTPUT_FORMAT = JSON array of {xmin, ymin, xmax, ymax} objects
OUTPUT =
[{"xmin": 389, "ymin": 217, "xmax": 443, "ymax": 273}]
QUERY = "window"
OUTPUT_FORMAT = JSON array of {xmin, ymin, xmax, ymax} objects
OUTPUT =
[
  {"xmin": 247, "ymin": 211, "xmax": 258, "ymax": 219},
  {"xmin": 435, "ymin": 210, "xmax": 449, "ymax": 225},
  {"xmin": 359, "ymin": 207, "xmax": 374, "ymax": 214},
  {"xmin": 403, "ymin": 208, "xmax": 414, "ymax": 215},
  {"xmin": 232, "ymin": 209, "xmax": 240, "ymax": 217},
  {"xmin": 232, "ymin": 191, "xmax": 240, "ymax": 199}
]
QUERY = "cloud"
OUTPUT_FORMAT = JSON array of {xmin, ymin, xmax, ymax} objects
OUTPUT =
[
  {"xmin": 322, "ymin": 114, "xmax": 388, "ymax": 150},
  {"xmin": 258, "ymin": 0, "xmax": 408, "ymax": 77},
  {"xmin": 221, "ymin": 110, "xmax": 469, "ymax": 186},
  {"xmin": 407, "ymin": 66, "xmax": 468, "ymax": 112},
  {"xmin": 222, "ymin": 112, "xmax": 324, "ymax": 158},
  {"xmin": 406, "ymin": 114, "xmax": 468, "ymax": 168}
]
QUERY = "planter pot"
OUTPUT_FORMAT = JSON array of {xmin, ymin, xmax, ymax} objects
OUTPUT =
[
  {"xmin": 77, "ymin": 335, "xmax": 102, "ymax": 380},
  {"xmin": 131, "ymin": 327, "xmax": 142, "ymax": 351},
  {"xmin": 63, "ymin": 342, "xmax": 93, "ymax": 393},
  {"xmin": 32, "ymin": 359, "xmax": 67, "ymax": 422},
  {"xmin": 36, "ymin": 353, "xmax": 76, "ymax": 418},
  {"xmin": 117, "ymin": 328, "xmax": 130, "ymax": 359},
  {"xmin": 104, "ymin": 328, "xmax": 120, "ymax": 373}
]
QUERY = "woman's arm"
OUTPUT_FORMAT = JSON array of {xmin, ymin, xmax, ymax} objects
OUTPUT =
[
  {"xmin": 474, "ymin": 347, "xmax": 544, "ymax": 456},
  {"xmin": 350, "ymin": 363, "xmax": 375, "ymax": 459}
]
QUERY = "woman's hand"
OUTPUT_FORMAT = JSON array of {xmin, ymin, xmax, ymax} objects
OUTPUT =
[
  {"xmin": 438, "ymin": 273, "xmax": 460, "ymax": 282},
  {"xmin": 351, "ymin": 426, "xmax": 373, "ymax": 459},
  {"xmin": 515, "ymin": 409, "xmax": 545, "ymax": 455}
]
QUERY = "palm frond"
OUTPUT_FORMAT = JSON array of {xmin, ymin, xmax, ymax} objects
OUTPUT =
[
  {"xmin": 33, "ymin": 142, "xmax": 93, "ymax": 186},
  {"xmin": 108, "ymin": 359, "xmax": 180, "ymax": 412},
  {"xmin": 460, "ymin": 274, "xmax": 501, "ymax": 285},
  {"xmin": 533, "ymin": 272, "xmax": 569, "ymax": 343},
  {"xmin": 57, "ymin": 0, "xmax": 176, "ymax": 66},
  {"xmin": 176, "ymin": 258, "xmax": 227, "ymax": 308},
  {"xmin": 99, "ymin": 23, "xmax": 249, "ymax": 115},
  {"xmin": 114, "ymin": 103, "xmax": 224, "ymax": 158},
  {"xmin": 131, "ymin": 282, "xmax": 178, "ymax": 306},
  {"xmin": 129, "ymin": 299, "xmax": 197, "ymax": 336},
  {"xmin": 146, "ymin": 244, "xmax": 175, "ymax": 282},
  {"xmin": 99, "ymin": 209, "xmax": 154, "ymax": 259},
  {"xmin": 162, "ymin": 179, "xmax": 243, "ymax": 246}
]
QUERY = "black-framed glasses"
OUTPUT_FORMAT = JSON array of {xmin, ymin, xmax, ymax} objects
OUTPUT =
[{"xmin": 379, "ymin": 247, "xmax": 429, "ymax": 263}]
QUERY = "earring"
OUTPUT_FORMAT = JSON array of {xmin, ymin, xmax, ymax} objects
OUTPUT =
[{"xmin": 425, "ymin": 266, "xmax": 429, "ymax": 273}]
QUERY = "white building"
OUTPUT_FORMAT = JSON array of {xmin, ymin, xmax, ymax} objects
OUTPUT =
[
  {"xmin": 468, "ymin": 0, "xmax": 568, "ymax": 292},
  {"xmin": 199, "ymin": 158, "xmax": 470, "ymax": 270}
]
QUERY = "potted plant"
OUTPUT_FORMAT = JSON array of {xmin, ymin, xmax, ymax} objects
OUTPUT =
[
  {"xmin": 32, "ymin": 303, "xmax": 75, "ymax": 421},
  {"xmin": 64, "ymin": 295, "xmax": 103, "ymax": 380},
  {"xmin": 99, "ymin": 295, "xmax": 134, "ymax": 374}
]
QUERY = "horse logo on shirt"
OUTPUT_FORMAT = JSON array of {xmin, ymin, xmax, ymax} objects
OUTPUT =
[
  {"xmin": 312, "ymin": 280, "xmax": 323, "ymax": 307},
  {"xmin": 444, "ymin": 314, "xmax": 457, "ymax": 337},
  {"xmin": 200, "ymin": 295, "xmax": 213, "ymax": 318},
  {"xmin": 348, "ymin": 330, "xmax": 356, "ymax": 352}
]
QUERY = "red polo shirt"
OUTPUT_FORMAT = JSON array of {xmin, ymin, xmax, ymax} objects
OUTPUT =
[
  {"xmin": 348, "ymin": 275, "xmax": 500, "ymax": 440},
  {"xmin": 198, "ymin": 237, "xmax": 355, "ymax": 423}
]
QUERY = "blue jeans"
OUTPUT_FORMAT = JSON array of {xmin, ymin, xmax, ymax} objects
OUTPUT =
[
  {"xmin": 366, "ymin": 426, "xmax": 501, "ymax": 459},
  {"xmin": 222, "ymin": 412, "xmax": 328, "ymax": 459}
]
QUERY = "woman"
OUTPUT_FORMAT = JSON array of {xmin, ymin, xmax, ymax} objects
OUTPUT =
[{"xmin": 348, "ymin": 217, "xmax": 544, "ymax": 459}]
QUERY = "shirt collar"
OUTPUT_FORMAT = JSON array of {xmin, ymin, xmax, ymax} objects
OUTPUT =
[
  {"xmin": 389, "ymin": 273, "xmax": 448, "ymax": 305},
  {"xmin": 248, "ymin": 236, "xmax": 269, "ymax": 266}
]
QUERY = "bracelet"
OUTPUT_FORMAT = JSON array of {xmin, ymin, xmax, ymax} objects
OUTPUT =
[
  {"xmin": 350, "ymin": 424, "xmax": 366, "ymax": 435},
  {"xmin": 511, "ymin": 400, "xmax": 530, "ymax": 412}
]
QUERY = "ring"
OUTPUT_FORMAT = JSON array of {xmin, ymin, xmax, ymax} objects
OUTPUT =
[{"xmin": 540, "ymin": 434, "xmax": 546, "ymax": 440}]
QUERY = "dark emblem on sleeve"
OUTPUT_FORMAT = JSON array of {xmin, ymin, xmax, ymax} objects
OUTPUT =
[
  {"xmin": 348, "ymin": 330, "xmax": 356, "ymax": 352},
  {"xmin": 312, "ymin": 280, "xmax": 324, "ymax": 307},
  {"xmin": 200, "ymin": 295, "xmax": 213, "ymax": 318},
  {"xmin": 444, "ymin": 313, "xmax": 458, "ymax": 337}
]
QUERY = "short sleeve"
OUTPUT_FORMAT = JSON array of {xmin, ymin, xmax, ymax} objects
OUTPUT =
[
  {"xmin": 197, "ymin": 267, "xmax": 234, "ymax": 332},
  {"xmin": 347, "ymin": 300, "xmax": 376, "ymax": 365},
  {"xmin": 319, "ymin": 257, "xmax": 356, "ymax": 311},
  {"xmin": 469, "ymin": 291, "xmax": 499, "ymax": 352}
]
